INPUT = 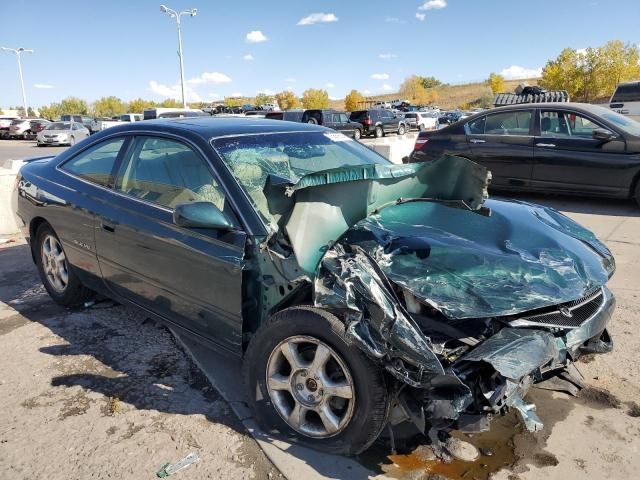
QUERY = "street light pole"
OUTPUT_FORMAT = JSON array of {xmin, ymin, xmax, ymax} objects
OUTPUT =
[
  {"xmin": 159, "ymin": 5, "xmax": 197, "ymax": 108},
  {"xmin": 1, "ymin": 47, "xmax": 34, "ymax": 118}
]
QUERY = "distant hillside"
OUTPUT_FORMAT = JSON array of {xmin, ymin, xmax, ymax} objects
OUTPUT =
[{"xmin": 328, "ymin": 78, "xmax": 540, "ymax": 111}]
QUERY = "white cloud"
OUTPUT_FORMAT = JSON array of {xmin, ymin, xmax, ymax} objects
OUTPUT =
[
  {"xmin": 329, "ymin": 96, "xmax": 340, "ymax": 101},
  {"xmin": 297, "ymin": 12, "xmax": 338, "ymax": 26},
  {"xmin": 416, "ymin": 13, "xmax": 426, "ymax": 21},
  {"xmin": 371, "ymin": 73, "xmax": 390, "ymax": 80},
  {"xmin": 208, "ymin": 93, "xmax": 221, "ymax": 99},
  {"xmin": 419, "ymin": 0, "xmax": 447, "ymax": 10},
  {"xmin": 231, "ymin": 92, "xmax": 243, "ymax": 97},
  {"xmin": 576, "ymin": 48, "xmax": 588, "ymax": 56},
  {"xmin": 257, "ymin": 89, "xmax": 275, "ymax": 95},
  {"xmin": 363, "ymin": 89, "xmax": 371, "ymax": 95},
  {"xmin": 500, "ymin": 65, "xmax": 543, "ymax": 80},
  {"xmin": 246, "ymin": 30, "xmax": 268, "ymax": 43},
  {"xmin": 243, "ymin": 54, "xmax": 254, "ymax": 61},
  {"xmin": 379, "ymin": 53, "xmax": 398, "ymax": 59},
  {"xmin": 382, "ymin": 84, "xmax": 393, "ymax": 91},
  {"xmin": 188, "ymin": 72, "xmax": 232, "ymax": 85},
  {"xmin": 326, "ymin": 82, "xmax": 335, "ymax": 88},
  {"xmin": 34, "ymin": 84, "xmax": 54, "ymax": 89},
  {"xmin": 285, "ymin": 77, "xmax": 297, "ymax": 83},
  {"xmin": 149, "ymin": 80, "xmax": 202, "ymax": 102}
]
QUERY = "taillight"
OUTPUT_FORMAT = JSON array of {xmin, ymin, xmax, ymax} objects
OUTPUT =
[
  {"xmin": 364, "ymin": 118, "xmax": 372, "ymax": 126},
  {"xmin": 414, "ymin": 137, "xmax": 429, "ymax": 150}
]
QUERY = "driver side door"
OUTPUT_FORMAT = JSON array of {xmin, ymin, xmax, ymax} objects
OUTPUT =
[{"xmin": 94, "ymin": 135, "xmax": 247, "ymax": 352}]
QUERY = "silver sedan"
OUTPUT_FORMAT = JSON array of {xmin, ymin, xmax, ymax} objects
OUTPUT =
[{"xmin": 36, "ymin": 121, "xmax": 90, "ymax": 147}]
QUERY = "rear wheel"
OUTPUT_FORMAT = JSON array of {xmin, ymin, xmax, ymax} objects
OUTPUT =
[
  {"xmin": 307, "ymin": 118, "xmax": 318, "ymax": 125},
  {"xmin": 353, "ymin": 129, "xmax": 361, "ymax": 140},
  {"xmin": 244, "ymin": 307, "xmax": 389, "ymax": 455},
  {"xmin": 374, "ymin": 125, "xmax": 384, "ymax": 138},
  {"xmin": 398, "ymin": 124, "xmax": 406, "ymax": 135},
  {"xmin": 35, "ymin": 223, "xmax": 92, "ymax": 306}
]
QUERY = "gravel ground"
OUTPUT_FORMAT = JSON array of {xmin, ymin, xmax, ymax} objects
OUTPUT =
[{"xmin": 0, "ymin": 237, "xmax": 282, "ymax": 480}]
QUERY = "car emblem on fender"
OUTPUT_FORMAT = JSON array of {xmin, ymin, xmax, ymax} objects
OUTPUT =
[{"xmin": 559, "ymin": 306, "xmax": 573, "ymax": 318}]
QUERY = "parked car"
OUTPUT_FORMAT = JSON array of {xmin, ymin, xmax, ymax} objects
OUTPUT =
[
  {"xmin": 438, "ymin": 110, "xmax": 463, "ymax": 126},
  {"xmin": 29, "ymin": 119, "xmax": 52, "ymax": 137},
  {"xmin": 8, "ymin": 118, "xmax": 35, "ymax": 139},
  {"xmin": 264, "ymin": 110, "xmax": 305, "ymax": 122},
  {"xmin": 609, "ymin": 81, "xmax": 640, "ymax": 121},
  {"xmin": 36, "ymin": 121, "xmax": 90, "ymax": 146},
  {"xmin": 0, "ymin": 116, "xmax": 18, "ymax": 138},
  {"xmin": 96, "ymin": 113, "xmax": 144, "ymax": 131},
  {"xmin": 261, "ymin": 102, "xmax": 280, "ymax": 111},
  {"xmin": 300, "ymin": 110, "xmax": 363, "ymax": 139},
  {"xmin": 60, "ymin": 115, "xmax": 98, "ymax": 134},
  {"xmin": 404, "ymin": 111, "xmax": 438, "ymax": 131},
  {"xmin": 143, "ymin": 107, "xmax": 209, "ymax": 120},
  {"xmin": 349, "ymin": 109, "xmax": 407, "ymax": 137},
  {"xmin": 409, "ymin": 103, "xmax": 640, "ymax": 205},
  {"xmin": 14, "ymin": 118, "xmax": 616, "ymax": 455}
]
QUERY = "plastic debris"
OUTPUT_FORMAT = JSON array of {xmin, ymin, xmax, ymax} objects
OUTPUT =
[{"xmin": 156, "ymin": 452, "xmax": 200, "ymax": 478}]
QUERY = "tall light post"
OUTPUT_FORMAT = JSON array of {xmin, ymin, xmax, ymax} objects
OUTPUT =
[
  {"xmin": 159, "ymin": 4, "xmax": 197, "ymax": 108},
  {"xmin": 1, "ymin": 47, "xmax": 34, "ymax": 118}
]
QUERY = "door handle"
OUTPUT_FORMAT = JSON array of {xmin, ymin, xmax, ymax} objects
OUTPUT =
[
  {"xmin": 469, "ymin": 138, "xmax": 486, "ymax": 144},
  {"xmin": 101, "ymin": 222, "xmax": 115, "ymax": 233},
  {"xmin": 536, "ymin": 143, "xmax": 556, "ymax": 148}
]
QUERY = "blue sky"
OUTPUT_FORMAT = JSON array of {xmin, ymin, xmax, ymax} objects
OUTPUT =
[{"xmin": 1, "ymin": 0, "xmax": 639, "ymax": 107}]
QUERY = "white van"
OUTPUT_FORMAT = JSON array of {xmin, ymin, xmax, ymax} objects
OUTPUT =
[
  {"xmin": 609, "ymin": 81, "xmax": 640, "ymax": 121},
  {"xmin": 143, "ymin": 107, "xmax": 209, "ymax": 120}
]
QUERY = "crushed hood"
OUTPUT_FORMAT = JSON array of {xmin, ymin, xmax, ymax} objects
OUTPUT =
[{"xmin": 336, "ymin": 198, "xmax": 614, "ymax": 319}]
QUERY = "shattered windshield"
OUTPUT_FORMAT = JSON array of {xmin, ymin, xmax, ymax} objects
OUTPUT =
[{"xmin": 212, "ymin": 131, "xmax": 389, "ymax": 226}]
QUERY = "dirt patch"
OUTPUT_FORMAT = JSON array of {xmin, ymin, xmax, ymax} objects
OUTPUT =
[
  {"xmin": 577, "ymin": 386, "xmax": 621, "ymax": 409},
  {"xmin": 59, "ymin": 389, "xmax": 92, "ymax": 419},
  {"xmin": 0, "ymin": 313, "xmax": 30, "ymax": 336},
  {"xmin": 626, "ymin": 401, "xmax": 640, "ymax": 418}
]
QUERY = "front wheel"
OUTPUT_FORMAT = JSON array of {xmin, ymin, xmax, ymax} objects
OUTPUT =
[
  {"xmin": 398, "ymin": 124, "xmax": 406, "ymax": 135},
  {"xmin": 69, "ymin": 136, "xmax": 76, "ymax": 146},
  {"xmin": 244, "ymin": 307, "xmax": 389, "ymax": 455}
]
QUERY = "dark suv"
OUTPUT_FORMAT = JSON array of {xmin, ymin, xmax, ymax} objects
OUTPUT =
[
  {"xmin": 349, "ymin": 109, "xmax": 407, "ymax": 138},
  {"xmin": 269, "ymin": 109, "xmax": 363, "ymax": 139}
]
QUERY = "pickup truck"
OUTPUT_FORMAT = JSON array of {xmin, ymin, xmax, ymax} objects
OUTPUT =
[{"xmin": 96, "ymin": 113, "xmax": 143, "ymax": 131}]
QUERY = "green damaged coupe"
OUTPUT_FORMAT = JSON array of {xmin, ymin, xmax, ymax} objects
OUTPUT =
[{"xmin": 15, "ymin": 118, "xmax": 615, "ymax": 455}]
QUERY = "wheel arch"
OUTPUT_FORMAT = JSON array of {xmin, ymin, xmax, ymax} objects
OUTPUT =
[{"xmin": 28, "ymin": 216, "xmax": 50, "ymax": 263}]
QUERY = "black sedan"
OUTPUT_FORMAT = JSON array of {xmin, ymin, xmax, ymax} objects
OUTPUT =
[
  {"xmin": 14, "ymin": 118, "xmax": 615, "ymax": 455},
  {"xmin": 410, "ymin": 103, "xmax": 640, "ymax": 205}
]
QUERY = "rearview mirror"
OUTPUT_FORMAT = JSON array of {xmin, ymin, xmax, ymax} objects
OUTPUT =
[
  {"xmin": 173, "ymin": 201, "xmax": 235, "ymax": 230},
  {"xmin": 592, "ymin": 128, "xmax": 616, "ymax": 142}
]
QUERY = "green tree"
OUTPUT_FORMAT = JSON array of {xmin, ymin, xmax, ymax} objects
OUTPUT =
[
  {"xmin": 93, "ymin": 96, "xmax": 127, "ymax": 118},
  {"xmin": 187, "ymin": 101, "xmax": 209, "ymax": 109},
  {"xmin": 255, "ymin": 93, "xmax": 275, "ymax": 106},
  {"xmin": 0, "ymin": 107, "xmax": 3, "ymax": 115},
  {"xmin": 540, "ymin": 41, "xmax": 640, "ymax": 102},
  {"xmin": 58, "ymin": 97, "xmax": 88, "ymax": 115},
  {"xmin": 344, "ymin": 89, "xmax": 365, "ymax": 111},
  {"xmin": 418, "ymin": 76, "xmax": 443, "ymax": 89},
  {"xmin": 274, "ymin": 90, "xmax": 300, "ymax": 110},
  {"xmin": 128, "ymin": 98, "xmax": 156, "ymax": 113},
  {"xmin": 158, "ymin": 98, "xmax": 182, "ymax": 108},
  {"xmin": 487, "ymin": 73, "xmax": 505, "ymax": 95},
  {"xmin": 39, "ymin": 103, "xmax": 61, "ymax": 120},
  {"xmin": 224, "ymin": 97, "xmax": 243, "ymax": 107},
  {"xmin": 301, "ymin": 89, "xmax": 329, "ymax": 109},
  {"xmin": 27, "ymin": 107, "xmax": 36, "ymax": 117}
]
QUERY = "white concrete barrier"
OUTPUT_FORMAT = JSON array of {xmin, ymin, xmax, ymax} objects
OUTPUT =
[
  {"xmin": 0, "ymin": 159, "xmax": 24, "ymax": 235},
  {"xmin": 360, "ymin": 133, "xmax": 416, "ymax": 164}
]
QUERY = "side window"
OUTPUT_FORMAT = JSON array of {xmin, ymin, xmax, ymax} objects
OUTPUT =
[
  {"xmin": 485, "ymin": 111, "xmax": 531, "ymax": 135},
  {"xmin": 116, "ymin": 136, "xmax": 227, "ymax": 211},
  {"xmin": 466, "ymin": 116, "xmax": 486, "ymax": 134},
  {"xmin": 61, "ymin": 138, "xmax": 124, "ymax": 187},
  {"xmin": 540, "ymin": 111, "xmax": 602, "ymax": 138},
  {"xmin": 339, "ymin": 113, "xmax": 348, "ymax": 123}
]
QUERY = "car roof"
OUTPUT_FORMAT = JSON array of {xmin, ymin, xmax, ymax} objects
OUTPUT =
[{"xmin": 95, "ymin": 117, "xmax": 330, "ymax": 139}]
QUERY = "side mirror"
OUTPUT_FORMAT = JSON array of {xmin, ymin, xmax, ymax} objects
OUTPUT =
[
  {"xmin": 592, "ymin": 128, "xmax": 616, "ymax": 142},
  {"xmin": 173, "ymin": 201, "xmax": 235, "ymax": 230}
]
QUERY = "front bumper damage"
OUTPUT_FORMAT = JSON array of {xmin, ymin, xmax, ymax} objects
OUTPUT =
[{"xmin": 314, "ymin": 243, "xmax": 615, "ymax": 439}]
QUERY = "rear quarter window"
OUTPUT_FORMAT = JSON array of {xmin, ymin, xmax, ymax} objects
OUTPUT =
[{"xmin": 61, "ymin": 138, "xmax": 125, "ymax": 187}]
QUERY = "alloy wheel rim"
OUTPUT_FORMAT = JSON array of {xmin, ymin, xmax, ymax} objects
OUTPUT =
[
  {"xmin": 41, "ymin": 234, "xmax": 69, "ymax": 293},
  {"xmin": 266, "ymin": 335, "xmax": 356, "ymax": 438}
]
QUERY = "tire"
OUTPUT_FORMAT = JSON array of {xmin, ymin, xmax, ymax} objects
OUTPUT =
[
  {"xmin": 307, "ymin": 117, "xmax": 318, "ymax": 125},
  {"xmin": 69, "ymin": 136, "xmax": 76, "ymax": 146},
  {"xmin": 418, "ymin": 124, "xmax": 425, "ymax": 132},
  {"xmin": 244, "ymin": 306, "xmax": 389, "ymax": 455},
  {"xmin": 35, "ymin": 223, "xmax": 92, "ymax": 306},
  {"xmin": 635, "ymin": 182, "xmax": 640, "ymax": 208},
  {"xmin": 353, "ymin": 129, "xmax": 361, "ymax": 141},
  {"xmin": 374, "ymin": 125, "xmax": 384, "ymax": 138},
  {"xmin": 398, "ymin": 124, "xmax": 406, "ymax": 135}
]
